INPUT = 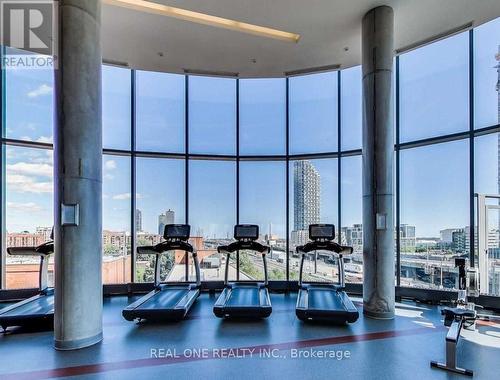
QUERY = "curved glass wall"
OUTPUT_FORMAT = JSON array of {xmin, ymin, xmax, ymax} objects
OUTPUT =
[{"xmin": 1, "ymin": 16, "xmax": 499, "ymax": 298}]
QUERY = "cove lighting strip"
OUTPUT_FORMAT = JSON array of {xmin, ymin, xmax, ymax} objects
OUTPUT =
[{"xmin": 104, "ymin": 0, "xmax": 300, "ymax": 43}]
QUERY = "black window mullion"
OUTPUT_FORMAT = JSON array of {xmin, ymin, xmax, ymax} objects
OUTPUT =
[
  {"xmin": 236, "ymin": 78, "xmax": 240, "ymax": 281},
  {"xmin": 468, "ymin": 29, "xmax": 475, "ymax": 268},
  {"xmin": 285, "ymin": 77, "xmax": 290, "ymax": 283},
  {"xmin": 130, "ymin": 69, "xmax": 137, "ymax": 282},
  {"xmin": 395, "ymin": 56, "xmax": 401, "ymax": 287},
  {"xmin": 185, "ymin": 75, "xmax": 189, "ymax": 280}
]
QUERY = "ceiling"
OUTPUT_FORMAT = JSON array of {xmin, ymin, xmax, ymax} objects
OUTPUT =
[{"xmin": 101, "ymin": 0, "xmax": 500, "ymax": 77}]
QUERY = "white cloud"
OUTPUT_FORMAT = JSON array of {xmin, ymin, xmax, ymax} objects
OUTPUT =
[
  {"xmin": 112, "ymin": 192, "xmax": 131, "ymax": 200},
  {"xmin": 7, "ymin": 174, "xmax": 52, "ymax": 193},
  {"xmin": 7, "ymin": 202, "xmax": 42, "ymax": 212},
  {"xmin": 27, "ymin": 84, "xmax": 53, "ymax": 98},
  {"xmin": 112, "ymin": 192, "xmax": 143, "ymax": 200},
  {"xmin": 7, "ymin": 162, "xmax": 53, "ymax": 177},
  {"xmin": 104, "ymin": 160, "xmax": 117, "ymax": 170},
  {"xmin": 37, "ymin": 136, "xmax": 53, "ymax": 143},
  {"xmin": 104, "ymin": 173, "xmax": 115, "ymax": 180}
]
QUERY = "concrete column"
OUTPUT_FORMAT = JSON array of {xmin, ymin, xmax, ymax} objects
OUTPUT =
[
  {"xmin": 54, "ymin": 0, "xmax": 103, "ymax": 350},
  {"xmin": 362, "ymin": 6, "xmax": 395, "ymax": 319}
]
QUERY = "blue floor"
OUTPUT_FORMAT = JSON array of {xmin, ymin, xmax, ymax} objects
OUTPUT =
[{"xmin": 0, "ymin": 293, "xmax": 499, "ymax": 380}]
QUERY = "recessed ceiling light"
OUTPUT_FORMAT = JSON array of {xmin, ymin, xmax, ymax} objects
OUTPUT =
[{"xmin": 104, "ymin": 0, "xmax": 300, "ymax": 43}]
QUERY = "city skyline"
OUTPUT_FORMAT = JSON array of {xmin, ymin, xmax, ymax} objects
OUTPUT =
[{"xmin": 2, "ymin": 18, "xmax": 499, "ymax": 240}]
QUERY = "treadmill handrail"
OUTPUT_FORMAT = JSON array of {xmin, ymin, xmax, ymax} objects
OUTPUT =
[
  {"xmin": 7, "ymin": 242, "xmax": 54, "ymax": 292},
  {"xmin": 297, "ymin": 241, "xmax": 352, "ymax": 288},
  {"xmin": 137, "ymin": 240, "xmax": 200, "ymax": 288},
  {"xmin": 219, "ymin": 240, "xmax": 270, "ymax": 286},
  {"xmin": 296, "ymin": 241, "xmax": 352, "ymax": 255},
  {"xmin": 218, "ymin": 241, "xmax": 270, "ymax": 254}
]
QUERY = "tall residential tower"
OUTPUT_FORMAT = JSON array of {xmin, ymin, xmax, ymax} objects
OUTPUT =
[{"xmin": 292, "ymin": 161, "xmax": 320, "ymax": 245}]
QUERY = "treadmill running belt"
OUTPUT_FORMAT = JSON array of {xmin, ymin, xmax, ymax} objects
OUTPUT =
[
  {"xmin": 139, "ymin": 288, "xmax": 190, "ymax": 310},
  {"xmin": 0, "ymin": 295, "xmax": 54, "ymax": 317},
  {"xmin": 308, "ymin": 289, "xmax": 344, "ymax": 311},
  {"xmin": 227, "ymin": 287, "xmax": 260, "ymax": 307}
]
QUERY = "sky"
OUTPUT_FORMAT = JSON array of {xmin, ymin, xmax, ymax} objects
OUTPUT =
[{"xmin": 3, "ymin": 17, "xmax": 500, "ymax": 238}]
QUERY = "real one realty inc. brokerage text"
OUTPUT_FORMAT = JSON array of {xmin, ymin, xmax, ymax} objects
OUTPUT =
[{"xmin": 150, "ymin": 347, "xmax": 352, "ymax": 360}]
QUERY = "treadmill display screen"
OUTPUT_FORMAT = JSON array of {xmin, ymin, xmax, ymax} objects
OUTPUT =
[
  {"xmin": 234, "ymin": 225, "xmax": 259, "ymax": 240},
  {"xmin": 164, "ymin": 224, "xmax": 190, "ymax": 240},
  {"xmin": 309, "ymin": 224, "xmax": 335, "ymax": 240}
]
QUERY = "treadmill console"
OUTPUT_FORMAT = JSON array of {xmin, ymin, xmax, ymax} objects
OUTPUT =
[
  {"xmin": 234, "ymin": 224, "xmax": 259, "ymax": 241},
  {"xmin": 309, "ymin": 224, "xmax": 335, "ymax": 241},
  {"xmin": 164, "ymin": 224, "xmax": 190, "ymax": 241}
]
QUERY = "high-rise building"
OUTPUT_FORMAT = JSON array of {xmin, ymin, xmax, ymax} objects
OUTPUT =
[
  {"xmin": 36, "ymin": 226, "xmax": 53, "ymax": 241},
  {"xmin": 135, "ymin": 209, "xmax": 142, "ymax": 232},
  {"xmin": 158, "ymin": 209, "xmax": 175, "ymax": 235},
  {"xmin": 399, "ymin": 224, "xmax": 416, "ymax": 252},
  {"xmin": 292, "ymin": 161, "xmax": 320, "ymax": 245},
  {"xmin": 341, "ymin": 224, "xmax": 363, "ymax": 255}
]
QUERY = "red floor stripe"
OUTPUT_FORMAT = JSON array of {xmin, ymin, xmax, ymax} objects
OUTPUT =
[{"xmin": 2, "ymin": 326, "xmax": 445, "ymax": 380}]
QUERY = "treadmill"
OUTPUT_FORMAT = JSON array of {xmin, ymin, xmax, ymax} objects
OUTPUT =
[
  {"xmin": 213, "ymin": 225, "xmax": 272, "ymax": 318},
  {"xmin": 296, "ymin": 224, "xmax": 359, "ymax": 324},
  {"xmin": 123, "ymin": 224, "xmax": 201, "ymax": 322},
  {"xmin": 0, "ymin": 232, "xmax": 54, "ymax": 331}
]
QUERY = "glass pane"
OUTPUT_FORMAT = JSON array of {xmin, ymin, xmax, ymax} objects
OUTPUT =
[
  {"xmin": 290, "ymin": 72, "xmax": 338, "ymax": 154},
  {"xmin": 474, "ymin": 17, "xmax": 500, "ymax": 129},
  {"xmin": 289, "ymin": 159, "xmax": 339, "ymax": 282},
  {"xmin": 136, "ymin": 71, "xmax": 185, "ymax": 152},
  {"xmin": 400, "ymin": 140, "xmax": 469, "ymax": 290},
  {"xmin": 102, "ymin": 155, "xmax": 131, "ymax": 284},
  {"xmin": 400, "ymin": 32, "xmax": 469, "ymax": 142},
  {"xmin": 341, "ymin": 155, "xmax": 364, "ymax": 284},
  {"xmin": 136, "ymin": 157, "xmax": 185, "ymax": 283},
  {"xmin": 475, "ymin": 133, "xmax": 499, "ymax": 194},
  {"xmin": 474, "ymin": 133, "xmax": 500, "ymax": 296},
  {"xmin": 5, "ymin": 146, "xmax": 53, "ymax": 289},
  {"xmin": 188, "ymin": 76, "xmax": 236, "ymax": 155},
  {"xmin": 189, "ymin": 160, "xmax": 236, "ymax": 282},
  {"xmin": 4, "ymin": 47, "xmax": 53, "ymax": 142},
  {"xmin": 102, "ymin": 65, "xmax": 131, "ymax": 150},
  {"xmin": 239, "ymin": 78, "xmax": 286, "ymax": 155},
  {"xmin": 240, "ymin": 161, "xmax": 286, "ymax": 280},
  {"xmin": 341, "ymin": 66, "xmax": 362, "ymax": 151}
]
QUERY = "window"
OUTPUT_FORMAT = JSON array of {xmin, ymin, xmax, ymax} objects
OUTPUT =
[
  {"xmin": 289, "ymin": 158, "xmax": 339, "ymax": 281},
  {"xmin": 188, "ymin": 76, "xmax": 236, "ymax": 155},
  {"xmin": 239, "ymin": 79, "xmax": 286, "ymax": 155},
  {"xmin": 400, "ymin": 140, "xmax": 469, "ymax": 290},
  {"xmin": 189, "ymin": 160, "xmax": 236, "ymax": 281},
  {"xmin": 135, "ymin": 157, "xmax": 185, "ymax": 283},
  {"xmin": 4, "ymin": 47, "xmax": 53, "ymax": 143},
  {"xmin": 102, "ymin": 65, "xmax": 131, "ymax": 150},
  {"xmin": 341, "ymin": 66, "xmax": 362, "ymax": 151},
  {"xmin": 240, "ymin": 161, "xmax": 286, "ymax": 280},
  {"xmin": 341, "ymin": 155, "xmax": 363, "ymax": 284},
  {"xmin": 102, "ymin": 155, "xmax": 131, "ymax": 284},
  {"xmin": 136, "ymin": 71, "xmax": 185, "ymax": 153},
  {"xmin": 474, "ymin": 17, "xmax": 500, "ymax": 129},
  {"xmin": 290, "ymin": 72, "xmax": 338, "ymax": 154},
  {"xmin": 474, "ymin": 133, "xmax": 500, "ymax": 296},
  {"xmin": 5, "ymin": 146, "xmax": 53, "ymax": 289},
  {"xmin": 399, "ymin": 32, "xmax": 469, "ymax": 142}
]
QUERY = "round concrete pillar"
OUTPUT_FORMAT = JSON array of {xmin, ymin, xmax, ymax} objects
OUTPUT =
[
  {"xmin": 54, "ymin": 0, "xmax": 103, "ymax": 349},
  {"xmin": 361, "ymin": 5, "xmax": 395, "ymax": 319}
]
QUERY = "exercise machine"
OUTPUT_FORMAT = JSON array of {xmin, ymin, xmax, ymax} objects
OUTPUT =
[
  {"xmin": 0, "ymin": 231, "xmax": 54, "ymax": 331},
  {"xmin": 213, "ymin": 225, "xmax": 272, "ymax": 318},
  {"xmin": 123, "ymin": 224, "xmax": 201, "ymax": 322},
  {"xmin": 296, "ymin": 224, "xmax": 359, "ymax": 324},
  {"xmin": 431, "ymin": 258, "xmax": 478, "ymax": 376}
]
